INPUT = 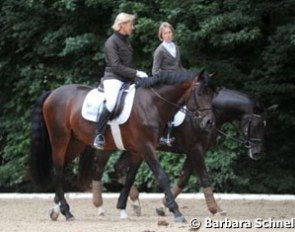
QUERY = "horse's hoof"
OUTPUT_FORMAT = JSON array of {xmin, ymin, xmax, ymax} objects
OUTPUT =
[
  {"xmin": 98, "ymin": 211, "xmax": 105, "ymax": 216},
  {"xmin": 97, "ymin": 206, "xmax": 105, "ymax": 216},
  {"xmin": 131, "ymin": 203, "xmax": 141, "ymax": 216},
  {"xmin": 174, "ymin": 215, "xmax": 186, "ymax": 223},
  {"xmin": 119, "ymin": 210, "xmax": 129, "ymax": 219},
  {"xmin": 66, "ymin": 216, "xmax": 75, "ymax": 221},
  {"xmin": 65, "ymin": 212, "xmax": 75, "ymax": 221},
  {"xmin": 218, "ymin": 210, "xmax": 227, "ymax": 216},
  {"xmin": 65, "ymin": 213, "xmax": 75, "ymax": 221},
  {"xmin": 209, "ymin": 207, "xmax": 227, "ymax": 216},
  {"xmin": 155, "ymin": 207, "xmax": 166, "ymax": 216},
  {"xmin": 50, "ymin": 209, "xmax": 59, "ymax": 221}
]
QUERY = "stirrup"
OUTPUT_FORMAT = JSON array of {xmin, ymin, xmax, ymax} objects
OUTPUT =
[
  {"xmin": 159, "ymin": 136, "xmax": 175, "ymax": 147},
  {"xmin": 93, "ymin": 135, "xmax": 105, "ymax": 150}
]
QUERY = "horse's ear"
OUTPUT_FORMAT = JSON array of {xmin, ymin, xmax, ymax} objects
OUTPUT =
[
  {"xmin": 209, "ymin": 72, "xmax": 217, "ymax": 78},
  {"xmin": 266, "ymin": 104, "xmax": 279, "ymax": 111},
  {"xmin": 199, "ymin": 68, "xmax": 205, "ymax": 75},
  {"xmin": 198, "ymin": 68, "xmax": 206, "ymax": 81}
]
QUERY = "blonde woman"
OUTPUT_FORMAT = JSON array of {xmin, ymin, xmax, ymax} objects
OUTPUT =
[
  {"xmin": 152, "ymin": 22, "xmax": 185, "ymax": 75},
  {"xmin": 152, "ymin": 22, "xmax": 186, "ymax": 146},
  {"xmin": 93, "ymin": 12, "xmax": 148, "ymax": 149}
]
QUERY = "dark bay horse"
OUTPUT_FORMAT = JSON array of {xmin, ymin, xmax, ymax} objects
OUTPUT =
[
  {"xmin": 30, "ymin": 70, "xmax": 216, "ymax": 222},
  {"xmin": 81, "ymin": 87, "xmax": 267, "ymax": 217}
]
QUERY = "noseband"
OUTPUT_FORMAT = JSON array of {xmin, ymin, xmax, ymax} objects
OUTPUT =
[{"xmin": 242, "ymin": 114, "xmax": 264, "ymax": 148}]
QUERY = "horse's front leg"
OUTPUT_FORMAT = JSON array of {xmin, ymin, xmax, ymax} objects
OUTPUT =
[
  {"xmin": 116, "ymin": 154, "xmax": 142, "ymax": 219},
  {"xmin": 92, "ymin": 150, "xmax": 112, "ymax": 216},
  {"xmin": 143, "ymin": 146, "xmax": 186, "ymax": 223},
  {"xmin": 189, "ymin": 147, "xmax": 226, "ymax": 215},
  {"xmin": 51, "ymin": 165, "xmax": 74, "ymax": 221},
  {"xmin": 156, "ymin": 156, "xmax": 194, "ymax": 216}
]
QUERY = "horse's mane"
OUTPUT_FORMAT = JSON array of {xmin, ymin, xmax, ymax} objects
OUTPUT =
[
  {"xmin": 136, "ymin": 70, "xmax": 198, "ymax": 88},
  {"xmin": 215, "ymin": 87, "xmax": 265, "ymax": 114}
]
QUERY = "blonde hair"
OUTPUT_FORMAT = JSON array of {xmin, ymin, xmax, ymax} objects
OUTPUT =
[
  {"xmin": 112, "ymin": 12, "xmax": 136, "ymax": 31},
  {"xmin": 158, "ymin": 22, "xmax": 175, "ymax": 41}
]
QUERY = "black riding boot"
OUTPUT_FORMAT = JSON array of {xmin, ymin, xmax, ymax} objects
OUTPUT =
[
  {"xmin": 93, "ymin": 104, "xmax": 112, "ymax": 150},
  {"xmin": 159, "ymin": 121, "xmax": 175, "ymax": 147}
]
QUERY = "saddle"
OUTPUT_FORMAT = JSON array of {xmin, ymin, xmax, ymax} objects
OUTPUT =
[
  {"xmin": 81, "ymin": 83, "xmax": 135, "ymax": 124},
  {"xmin": 99, "ymin": 82, "xmax": 130, "ymax": 119}
]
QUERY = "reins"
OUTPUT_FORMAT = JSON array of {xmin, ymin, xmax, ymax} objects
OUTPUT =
[
  {"xmin": 213, "ymin": 125, "xmax": 246, "ymax": 145},
  {"xmin": 150, "ymin": 87, "xmax": 212, "ymax": 120},
  {"xmin": 151, "ymin": 87, "xmax": 184, "ymax": 111},
  {"xmin": 213, "ymin": 113, "xmax": 264, "ymax": 148}
]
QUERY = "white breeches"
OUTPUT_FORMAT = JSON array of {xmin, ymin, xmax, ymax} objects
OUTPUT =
[{"xmin": 103, "ymin": 79, "xmax": 124, "ymax": 112}]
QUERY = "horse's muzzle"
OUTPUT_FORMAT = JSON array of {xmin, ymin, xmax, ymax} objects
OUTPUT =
[
  {"xmin": 200, "ymin": 115, "xmax": 215, "ymax": 132},
  {"xmin": 248, "ymin": 146, "xmax": 263, "ymax": 160}
]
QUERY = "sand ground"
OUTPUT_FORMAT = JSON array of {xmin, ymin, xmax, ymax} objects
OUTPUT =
[{"xmin": 0, "ymin": 195, "xmax": 294, "ymax": 232}]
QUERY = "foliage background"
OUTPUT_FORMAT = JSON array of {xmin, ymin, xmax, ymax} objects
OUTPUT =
[{"xmin": 0, "ymin": 0, "xmax": 294, "ymax": 193}]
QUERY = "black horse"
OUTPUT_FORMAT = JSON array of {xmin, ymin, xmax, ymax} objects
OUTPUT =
[{"xmin": 79, "ymin": 87, "xmax": 268, "ymax": 217}]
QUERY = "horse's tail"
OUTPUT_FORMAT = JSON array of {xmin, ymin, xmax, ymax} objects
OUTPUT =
[
  {"xmin": 29, "ymin": 91, "xmax": 53, "ymax": 190},
  {"xmin": 78, "ymin": 145, "xmax": 96, "ymax": 190}
]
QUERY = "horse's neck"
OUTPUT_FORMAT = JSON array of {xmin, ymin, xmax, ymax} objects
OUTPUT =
[
  {"xmin": 155, "ymin": 82, "xmax": 192, "ymax": 118},
  {"xmin": 214, "ymin": 88, "xmax": 254, "ymax": 126},
  {"xmin": 161, "ymin": 82, "xmax": 192, "ymax": 100}
]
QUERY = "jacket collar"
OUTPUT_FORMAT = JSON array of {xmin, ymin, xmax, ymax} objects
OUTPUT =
[{"xmin": 115, "ymin": 31, "xmax": 128, "ymax": 42}]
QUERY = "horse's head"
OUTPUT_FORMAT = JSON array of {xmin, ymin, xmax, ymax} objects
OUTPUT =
[
  {"xmin": 185, "ymin": 70, "xmax": 216, "ymax": 132},
  {"xmin": 240, "ymin": 103, "xmax": 267, "ymax": 160}
]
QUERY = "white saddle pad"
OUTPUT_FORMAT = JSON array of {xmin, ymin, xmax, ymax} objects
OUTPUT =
[{"xmin": 81, "ymin": 85, "xmax": 136, "ymax": 125}]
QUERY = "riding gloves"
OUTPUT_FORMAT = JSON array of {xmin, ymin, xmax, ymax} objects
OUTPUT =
[{"xmin": 136, "ymin": 70, "xmax": 148, "ymax": 78}]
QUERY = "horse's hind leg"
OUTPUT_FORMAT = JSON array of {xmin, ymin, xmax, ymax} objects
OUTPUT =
[
  {"xmin": 113, "ymin": 151, "xmax": 141, "ymax": 216},
  {"xmin": 50, "ymin": 136, "xmax": 74, "ymax": 221},
  {"xmin": 92, "ymin": 150, "xmax": 112, "ymax": 216},
  {"xmin": 49, "ymin": 164, "xmax": 73, "ymax": 221},
  {"xmin": 116, "ymin": 154, "xmax": 142, "ymax": 219},
  {"xmin": 52, "ymin": 165, "xmax": 74, "ymax": 220}
]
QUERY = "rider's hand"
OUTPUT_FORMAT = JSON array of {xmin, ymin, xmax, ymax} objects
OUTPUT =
[{"xmin": 136, "ymin": 70, "xmax": 148, "ymax": 78}]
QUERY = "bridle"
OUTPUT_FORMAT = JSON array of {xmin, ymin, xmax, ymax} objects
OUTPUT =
[
  {"xmin": 241, "ymin": 114, "xmax": 265, "ymax": 148},
  {"xmin": 215, "ymin": 113, "xmax": 265, "ymax": 148},
  {"xmin": 150, "ymin": 81, "xmax": 213, "ymax": 120},
  {"xmin": 188, "ymin": 82, "xmax": 214, "ymax": 119}
]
